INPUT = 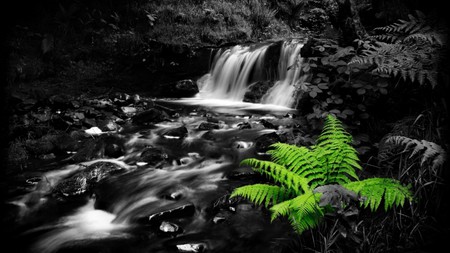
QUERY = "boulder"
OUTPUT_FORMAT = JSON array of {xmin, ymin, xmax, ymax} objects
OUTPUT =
[
  {"xmin": 52, "ymin": 162, "xmax": 124, "ymax": 199},
  {"xmin": 162, "ymin": 126, "xmax": 188, "ymax": 139},
  {"xmin": 139, "ymin": 146, "xmax": 169, "ymax": 166},
  {"xmin": 132, "ymin": 108, "xmax": 170, "ymax": 125},
  {"xmin": 198, "ymin": 122, "xmax": 220, "ymax": 131},
  {"xmin": 254, "ymin": 132, "xmax": 281, "ymax": 153}
]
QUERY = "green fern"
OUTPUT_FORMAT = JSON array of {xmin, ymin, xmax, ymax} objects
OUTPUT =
[
  {"xmin": 230, "ymin": 184, "xmax": 293, "ymax": 207},
  {"xmin": 231, "ymin": 114, "xmax": 413, "ymax": 234},
  {"xmin": 344, "ymin": 178, "xmax": 413, "ymax": 212}
]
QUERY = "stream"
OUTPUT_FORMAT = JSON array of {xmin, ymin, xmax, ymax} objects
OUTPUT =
[{"xmin": 4, "ymin": 39, "xmax": 308, "ymax": 253}]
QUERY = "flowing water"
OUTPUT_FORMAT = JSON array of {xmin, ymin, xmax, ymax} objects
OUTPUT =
[{"xmin": 4, "ymin": 39, "xmax": 307, "ymax": 253}]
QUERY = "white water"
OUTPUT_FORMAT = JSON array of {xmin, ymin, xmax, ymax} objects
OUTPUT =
[
  {"xmin": 193, "ymin": 40, "xmax": 306, "ymax": 109},
  {"xmin": 197, "ymin": 44, "xmax": 269, "ymax": 101},
  {"xmin": 261, "ymin": 41, "xmax": 306, "ymax": 107}
]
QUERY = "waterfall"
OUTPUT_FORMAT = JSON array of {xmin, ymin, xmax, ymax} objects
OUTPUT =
[
  {"xmin": 197, "ymin": 44, "xmax": 269, "ymax": 101},
  {"xmin": 192, "ymin": 39, "xmax": 306, "ymax": 109},
  {"xmin": 261, "ymin": 41, "xmax": 306, "ymax": 108}
]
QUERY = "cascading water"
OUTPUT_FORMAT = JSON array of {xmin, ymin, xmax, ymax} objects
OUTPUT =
[
  {"xmin": 261, "ymin": 41, "xmax": 306, "ymax": 108},
  {"xmin": 197, "ymin": 44, "xmax": 269, "ymax": 101},
  {"xmin": 194, "ymin": 39, "xmax": 306, "ymax": 109}
]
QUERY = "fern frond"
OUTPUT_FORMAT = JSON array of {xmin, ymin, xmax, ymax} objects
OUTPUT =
[
  {"xmin": 268, "ymin": 143, "xmax": 323, "ymax": 185},
  {"xmin": 241, "ymin": 158, "xmax": 311, "ymax": 194},
  {"xmin": 344, "ymin": 178, "xmax": 413, "ymax": 211},
  {"xmin": 317, "ymin": 115, "xmax": 353, "ymax": 145},
  {"xmin": 270, "ymin": 192, "xmax": 324, "ymax": 234},
  {"xmin": 230, "ymin": 184, "xmax": 293, "ymax": 207},
  {"xmin": 386, "ymin": 135, "xmax": 447, "ymax": 170}
]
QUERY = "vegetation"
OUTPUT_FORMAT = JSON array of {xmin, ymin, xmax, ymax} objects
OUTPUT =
[{"xmin": 231, "ymin": 115, "xmax": 413, "ymax": 234}]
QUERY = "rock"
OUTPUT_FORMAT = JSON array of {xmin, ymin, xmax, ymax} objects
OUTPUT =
[
  {"xmin": 70, "ymin": 134, "xmax": 125, "ymax": 161},
  {"xmin": 176, "ymin": 243, "xmax": 206, "ymax": 253},
  {"xmin": 162, "ymin": 126, "xmax": 188, "ymax": 139},
  {"xmin": 254, "ymin": 132, "xmax": 281, "ymax": 153},
  {"xmin": 97, "ymin": 118, "xmax": 120, "ymax": 132},
  {"xmin": 260, "ymin": 119, "xmax": 278, "ymax": 130},
  {"xmin": 120, "ymin": 106, "xmax": 137, "ymax": 116},
  {"xmin": 159, "ymin": 221, "xmax": 181, "ymax": 234},
  {"xmin": 86, "ymin": 98, "xmax": 114, "ymax": 110},
  {"xmin": 52, "ymin": 162, "xmax": 124, "ymax": 199},
  {"xmin": 175, "ymin": 79, "xmax": 199, "ymax": 97},
  {"xmin": 226, "ymin": 167, "xmax": 259, "ymax": 180},
  {"xmin": 198, "ymin": 122, "xmax": 220, "ymax": 130},
  {"xmin": 132, "ymin": 108, "xmax": 170, "ymax": 125},
  {"xmin": 147, "ymin": 203, "xmax": 196, "ymax": 223},
  {"xmin": 82, "ymin": 117, "xmax": 97, "ymax": 128},
  {"xmin": 243, "ymin": 81, "xmax": 272, "ymax": 103},
  {"xmin": 236, "ymin": 203, "xmax": 253, "ymax": 213},
  {"xmin": 237, "ymin": 122, "xmax": 251, "ymax": 129},
  {"xmin": 139, "ymin": 146, "xmax": 168, "ymax": 166},
  {"xmin": 104, "ymin": 142, "xmax": 124, "ymax": 158},
  {"xmin": 110, "ymin": 92, "xmax": 131, "ymax": 105}
]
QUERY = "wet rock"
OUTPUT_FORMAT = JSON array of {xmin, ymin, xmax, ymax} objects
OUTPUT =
[
  {"xmin": 226, "ymin": 167, "xmax": 259, "ymax": 180},
  {"xmin": 237, "ymin": 122, "xmax": 251, "ymax": 129},
  {"xmin": 82, "ymin": 117, "xmax": 97, "ymax": 127},
  {"xmin": 201, "ymin": 131, "xmax": 215, "ymax": 141},
  {"xmin": 159, "ymin": 221, "xmax": 182, "ymax": 234},
  {"xmin": 212, "ymin": 210, "xmax": 232, "ymax": 224},
  {"xmin": 147, "ymin": 203, "xmax": 196, "ymax": 223},
  {"xmin": 92, "ymin": 98, "xmax": 115, "ymax": 108},
  {"xmin": 52, "ymin": 162, "xmax": 124, "ymax": 199},
  {"xmin": 162, "ymin": 126, "xmax": 188, "ymax": 139},
  {"xmin": 139, "ymin": 146, "xmax": 168, "ymax": 166},
  {"xmin": 236, "ymin": 203, "xmax": 253, "ymax": 213},
  {"xmin": 120, "ymin": 106, "xmax": 137, "ymax": 116},
  {"xmin": 176, "ymin": 243, "xmax": 206, "ymax": 253},
  {"xmin": 175, "ymin": 79, "xmax": 199, "ymax": 97},
  {"xmin": 104, "ymin": 142, "xmax": 124, "ymax": 158},
  {"xmin": 260, "ymin": 119, "xmax": 278, "ymax": 130},
  {"xmin": 198, "ymin": 122, "xmax": 219, "ymax": 131},
  {"xmin": 97, "ymin": 118, "xmax": 120, "ymax": 132},
  {"xmin": 132, "ymin": 108, "xmax": 170, "ymax": 125},
  {"xmin": 243, "ymin": 81, "xmax": 272, "ymax": 103},
  {"xmin": 254, "ymin": 132, "xmax": 281, "ymax": 153},
  {"xmin": 70, "ymin": 134, "xmax": 125, "ymax": 162},
  {"xmin": 110, "ymin": 92, "xmax": 131, "ymax": 105}
]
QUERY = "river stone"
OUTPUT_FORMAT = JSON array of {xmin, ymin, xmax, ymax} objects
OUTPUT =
[
  {"xmin": 198, "ymin": 122, "xmax": 220, "ymax": 130},
  {"xmin": 139, "ymin": 146, "xmax": 169, "ymax": 166},
  {"xmin": 162, "ymin": 126, "xmax": 188, "ymax": 139},
  {"xmin": 52, "ymin": 162, "xmax": 124, "ymax": 199},
  {"xmin": 176, "ymin": 243, "xmax": 206, "ymax": 253},
  {"xmin": 260, "ymin": 119, "xmax": 278, "ymax": 130},
  {"xmin": 254, "ymin": 132, "xmax": 281, "ymax": 153},
  {"xmin": 237, "ymin": 122, "xmax": 251, "ymax": 129},
  {"xmin": 159, "ymin": 221, "xmax": 181, "ymax": 234},
  {"xmin": 175, "ymin": 79, "xmax": 199, "ymax": 97},
  {"xmin": 132, "ymin": 108, "xmax": 170, "ymax": 125}
]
